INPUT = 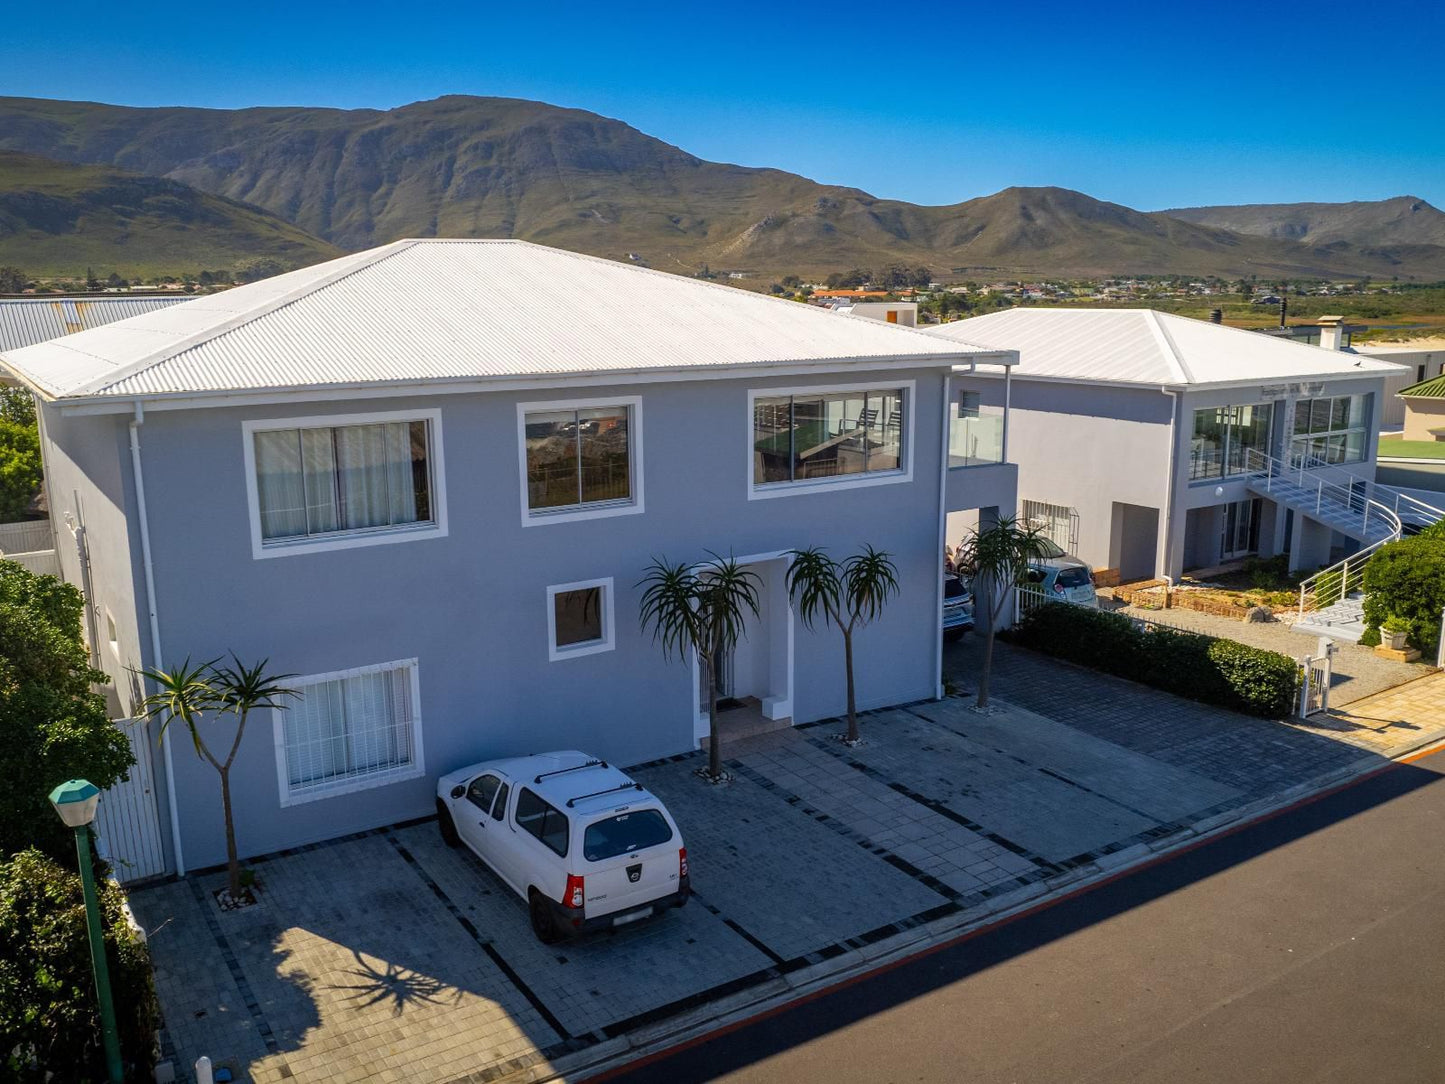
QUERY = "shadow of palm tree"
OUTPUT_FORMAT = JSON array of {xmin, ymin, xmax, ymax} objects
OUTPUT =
[{"xmin": 327, "ymin": 950, "xmax": 461, "ymax": 1017}]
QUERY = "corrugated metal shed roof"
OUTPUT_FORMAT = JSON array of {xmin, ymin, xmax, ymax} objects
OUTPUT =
[
  {"xmin": 1398, "ymin": 373, "xmax": 1445, "ymax": 398},
  {"xmin": 0, "ymin": 296, "xmax": 193, "ymax": 353},
  {"xmin": 0, "ymin": 241, "xmax": 999, "ymax": 402},
  {"xmin": 925, "ymin": 308, "xmax": 1402, "ymax": 387}
]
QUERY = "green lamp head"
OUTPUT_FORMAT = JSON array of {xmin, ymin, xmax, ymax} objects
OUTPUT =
[{"xmin": 49, "ymin": 779, "xmax": 101, "ymax": 829}]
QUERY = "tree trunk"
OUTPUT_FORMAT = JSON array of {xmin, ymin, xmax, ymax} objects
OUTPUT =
[
  {"xmin": 843, "ymin": 629, "xmax": 859, "ymax": 742},
  {"xmin": 978, "ymin": 626, "xmax": 996, "ymax": 710},
  {"xmin": 220, "ymin": 768, "xmax": 240, "ymax": 898},
  {"xmin": 705, "ymin": 655, "xmax": 722, "ymax": 780}
]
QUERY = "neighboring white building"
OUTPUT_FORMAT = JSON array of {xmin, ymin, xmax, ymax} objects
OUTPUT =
[
  {"xmin": 825, "ymin": 301, "xmax": 918, "ymax": 327},
  {"xmin": 927, "ymin": 308, "xmax": 1422, "ymax": 582},
  {"xmin": 1349, "ymin": 344, "xmax": 1445, "ymax": 430}
]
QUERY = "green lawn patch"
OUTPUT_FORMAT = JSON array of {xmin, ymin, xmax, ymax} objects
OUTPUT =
[{"xmin": 1379, "ymin": 438, "xmax": 1445, "ymax": 460}]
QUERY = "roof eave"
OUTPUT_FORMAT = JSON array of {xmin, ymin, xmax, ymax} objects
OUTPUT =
[{"xmin": 49, "ymin": 350, "xmax": 985, "ymax": 414}]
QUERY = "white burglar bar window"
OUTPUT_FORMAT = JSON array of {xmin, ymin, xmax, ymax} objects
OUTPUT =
[{"xmin": 279, "ymin": 660, "xmax": 422, "ymax": 801}]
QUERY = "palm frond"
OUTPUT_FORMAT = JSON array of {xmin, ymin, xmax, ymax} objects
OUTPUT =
[
  {"xmin": 211, "ymin": 654, "xmax": 301, "ymax": 715},
  {"xmin": 785, "ymin": 547, "xmax": 842, "ymax": 631},
  {"xmin": 698, "ymin": 552, "xmax": 761, "ymax": 655},
  {"xmin": 842, "ymin": 545, "xmax": 900, "ymax": 626},
  {"xmin": 638, "ymin": 558, "xmax": 705, "ymax": 662},
  {"xmin": 133, "ymin": 657, "xmax": 222, "ymax": 758}
]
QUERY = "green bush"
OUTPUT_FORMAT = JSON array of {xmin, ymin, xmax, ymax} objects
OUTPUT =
[
  {"xmin": 1311, "ymin": 568, "xmax": 1345, "ymax": 608},
  {"xmin": 0, "ymin": 848, "xmax": 158, "ymax": 1082},
  {"xmin": 1013, "ymin": 603, "xmax": 1301, "ymax": 718},
  {"xmin": 1358, "ymin": 626, "xmax": 1382, "ymax": 647},
  {"xmin": 1361, "ymin": 523, "xmax": 1445, "ymax": 658}
]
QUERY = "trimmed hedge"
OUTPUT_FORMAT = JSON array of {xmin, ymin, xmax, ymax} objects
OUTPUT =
[
  {"xmin": 1012, "ymin": 603, "xmax": 1301, "ymax": 718},
  {"xmin": 1361, "ymin": 521, "xmax": 1445, "ymax": 657}
]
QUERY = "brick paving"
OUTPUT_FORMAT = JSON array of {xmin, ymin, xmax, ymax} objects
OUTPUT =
[
  {"xmin": 132, "ymin": 637, "xmax": 1436, "ymax": 1084},
  {"xmin": 1293, "ymin": 671, "xmax": 1445, "ymax": 757}
]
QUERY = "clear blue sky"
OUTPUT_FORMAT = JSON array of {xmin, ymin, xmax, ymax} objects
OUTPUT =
[{"xmin": 4, "ymin": 0, "xmax": 1442, "ymax": 210}]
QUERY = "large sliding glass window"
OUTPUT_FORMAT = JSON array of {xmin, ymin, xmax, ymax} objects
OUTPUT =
[
  {"xmin": 254, "ymin": 419, "xmax": 433, "ymax": 543},
  {"xmin": 1291, "ymin": 394, "xmax": 1370, "ymax": 465},
  {"xmin": 753, "ymin": 387, "xmax": 905, "ymax": 486},
  {"xmin": 1189, "ymin": 404, "xmax": 1274, "ymax": 481},
  {"xmin": 524, "ymin": 404, "xmax": 633, "ymax": 513}
]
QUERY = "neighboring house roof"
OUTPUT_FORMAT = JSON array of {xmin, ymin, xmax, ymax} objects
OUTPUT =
[
  {"xmin": 925, "ymin": 308, "xmax": 1402, "ymax": 388},
  {"xmin": 1398, "ymin": 374, "xmax": 1445, "ymax": 398},
  {"xmin": 0, "ymin": 296, "xmax": 193, "ymax": 353},
  {"xmin": 0, "ymin": 240, "xmax": 1003, "ymax": 404}
]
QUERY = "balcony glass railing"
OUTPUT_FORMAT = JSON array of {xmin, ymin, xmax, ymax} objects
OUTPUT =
[{"xmin": 949, "ymin": 407, "xmax": 1005, "ymax": 467}]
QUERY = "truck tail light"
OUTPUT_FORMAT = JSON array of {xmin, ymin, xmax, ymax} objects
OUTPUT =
[
  {"xmin": 679, "ymin": 847, "xmax": 689, "ymax": 878},
  {"xmin": 563, "ymin": 874, "xmax": 584, "ymax": 909}
]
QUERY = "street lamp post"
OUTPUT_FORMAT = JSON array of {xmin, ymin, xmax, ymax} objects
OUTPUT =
[{"xmin": 48, "ymin": 779, "xmax": 124, "ymax": 1084}]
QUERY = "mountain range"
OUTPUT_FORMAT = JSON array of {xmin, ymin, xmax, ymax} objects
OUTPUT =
[{"xmin": 1, "ymin": 94, "xmax": 1443, "ymax": 282}]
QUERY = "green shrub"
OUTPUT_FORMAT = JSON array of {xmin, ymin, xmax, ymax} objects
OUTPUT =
[
  {"xmin": 1358, "ymin": 626, "xmax": 1382, "ymax": 647},
  {"xmin": 1014, "ymin": 602, "xmax": 1300, "ymax": 718},
  {"xmin": 1361, "ymin": 527, "xmax": 1445, "ymax": 657},
  {"xmin": 0, "ymin": 848, "xmax": 158, "ymax": 1082}
]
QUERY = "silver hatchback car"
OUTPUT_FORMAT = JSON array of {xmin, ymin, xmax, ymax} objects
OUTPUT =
[{"xmin": 1026, "ymin": 539, "xmax": 1099, "ymax": 607}]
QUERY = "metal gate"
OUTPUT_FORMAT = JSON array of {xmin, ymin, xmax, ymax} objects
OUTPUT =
[{"xmin": 95, "ymin": 719, "xmax": 169, "ymax": 884}]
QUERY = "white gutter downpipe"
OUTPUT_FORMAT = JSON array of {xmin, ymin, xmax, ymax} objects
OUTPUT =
[
  {"xmin": 129, "ymin": 402, "xmax": 185, "ymax": 876},
  {"xmin": 1159, "ymin": 387, "xmax": 1183, "ymax": 582},
  {"xmin": 934, "ymin": 370, "xmax": 952, "ymax": 699}
]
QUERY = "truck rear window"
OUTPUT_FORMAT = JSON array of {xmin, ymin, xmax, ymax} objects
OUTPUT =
[{"xmin": 583, "ymin": 810, "xmax": 674, "ymax": 862}]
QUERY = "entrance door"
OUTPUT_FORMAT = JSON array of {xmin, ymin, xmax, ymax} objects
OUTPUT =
[{"xmin": 1220, "ymin": 498, "xmax": 1262, "ymax": 561}]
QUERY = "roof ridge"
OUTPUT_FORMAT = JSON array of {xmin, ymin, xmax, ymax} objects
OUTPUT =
[
  {"xmin": 1142, "ymin": 309, "xmax": 1194, "ymax": 384},
  {"xmin": 70, "ymin": 241, "xmax": 419, "ymax": 397}
]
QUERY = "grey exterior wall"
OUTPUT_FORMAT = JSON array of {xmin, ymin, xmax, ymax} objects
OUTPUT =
[
  {"xmin": 37, "ymin": 405, "xmax": 148, "ymax": 717},
  {"xmin": 86, "ymin": 365, "xmax": 984, "ymax": 870},
  {"xmin": 971, "ymin": 371, "xmax": 1388, "ymax": 582}
]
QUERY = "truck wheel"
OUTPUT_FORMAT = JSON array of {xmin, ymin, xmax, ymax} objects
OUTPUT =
[
  {"xmin": 529, "ymin": 891, "xmax": 564, "ymax": 944},
  {"xmin": 436, "ymin": 801, "xmax": 460, "ymax": 847}
]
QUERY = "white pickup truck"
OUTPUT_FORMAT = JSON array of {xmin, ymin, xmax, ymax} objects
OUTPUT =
[{"xmin": 436, "ymin": 751, "xmax": 690, "ymax": 942}]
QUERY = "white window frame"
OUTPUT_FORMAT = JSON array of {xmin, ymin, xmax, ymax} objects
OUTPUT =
[
  {"xmin": 241, "ymin": 408, "xmax": 448, "ymax": 560},
  {"xmin": 516, "ymin": 396, "xmax": 644, "ymax": 527},
  {"xmin": 272, "ymin": 657, "xmax": 426, "ymax": 807},
  {"xmin": 546, "ymin": 577, "xmax": 616, "ymax": 662},
  {"xmin": 747, "ymin": 380, "xmax": 915, "ymax": 500}
]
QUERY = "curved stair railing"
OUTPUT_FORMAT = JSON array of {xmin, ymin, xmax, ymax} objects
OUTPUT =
[{"xmin": 1239, "ymin": 449, "xmax": 1445, "ymax": 622}]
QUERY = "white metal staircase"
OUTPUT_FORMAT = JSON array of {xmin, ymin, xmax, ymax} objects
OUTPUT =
[{"xmin": 1239, "ymin": 450, "xmax": 1445, "ymax": 641}]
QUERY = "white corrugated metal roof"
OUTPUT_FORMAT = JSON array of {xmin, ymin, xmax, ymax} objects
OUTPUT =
[
  {"xmin": 926, "ymin": 308, "xmax": 1403, "ymax": 387},
  {"xmin": 0, "ymin": 296, "xmax": 193, "ymax": 353},
  {"xmin": 0, "ymin": 241, "xmax": 999, "ymax": 402}
]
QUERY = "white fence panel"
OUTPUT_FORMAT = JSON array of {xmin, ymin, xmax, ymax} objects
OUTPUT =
[
  {"xmin": 0, "ymin": 519, "xmax": 53, "ymax": 554},
  {"xmin": 2, "ymin": 549, "xmax": 59, "ymax": 576},
  {"xmin": 95, "ymin": 719, "xmax": 170, "ymax": 884}
]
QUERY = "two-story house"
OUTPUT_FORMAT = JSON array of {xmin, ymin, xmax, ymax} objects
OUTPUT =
[
  {"xmin": 1, "ymin": 239, "xmax": 1017, "ymax": 878},
  {"xmin": 927, "ymin": 307, "xmax": 1427, "ymax": 583}
]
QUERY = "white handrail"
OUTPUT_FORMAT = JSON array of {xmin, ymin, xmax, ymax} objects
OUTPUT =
[{"xmin": 1244, "ymin": 449, "xmax": 1401, "ymax": 544}]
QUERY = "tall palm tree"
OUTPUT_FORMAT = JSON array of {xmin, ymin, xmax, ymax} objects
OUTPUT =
[
  {"xmin": 137, "ymin": 655, "xmax": 298, "ymax": 900},
  {"xmin": 639, "ymin": 553, "xmax": 760, "ymax": 781},
  {"xmin": 787, "ymin": 545, "xmax": 900, "ymax": 744},
  {"xmin": 955, "ymin": 516, "xmax": 1052, "ymax": 711}
]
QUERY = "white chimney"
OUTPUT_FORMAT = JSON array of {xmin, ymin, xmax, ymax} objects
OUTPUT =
[{"xmin": 1318, "ymin": 315, "xmax": 1345, "ymax": 351}]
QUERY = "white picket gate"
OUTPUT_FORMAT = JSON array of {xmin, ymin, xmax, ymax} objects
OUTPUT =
[{"xmin": 95, "ymin": 719, "xmax": 170, "ymax": 884}]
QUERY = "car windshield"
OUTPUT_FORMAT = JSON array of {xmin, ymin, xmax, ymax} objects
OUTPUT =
[
  {"xmin": 1055, "ymin": 565, "xmax": 1092, "ymax": 589},
  {"xmin": 1034, "ymin": 538, "xmax": 1067, "ymax": 559},
  {"xmin": 583, "ymin": 809, "xmax": 674, "ymax": 862},
  {"xmin": 944, "ymin": 575, "xmax": 969, "ymax": 599}
]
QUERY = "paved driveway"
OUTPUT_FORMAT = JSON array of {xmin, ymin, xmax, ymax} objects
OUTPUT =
[{"xmin": 132, "ymin": 639, "xmax": 1427, "ymax": 1084}]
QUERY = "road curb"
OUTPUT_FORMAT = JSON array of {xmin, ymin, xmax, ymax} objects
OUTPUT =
[{"xmin": 507, "ymin": 733, "xmax": 1445, "ymax": 1084}]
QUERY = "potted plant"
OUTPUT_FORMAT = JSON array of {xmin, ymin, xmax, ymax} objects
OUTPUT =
[{"xmin": 1381, "ymin": 615, "xmax": 1410, "ymax": 651}]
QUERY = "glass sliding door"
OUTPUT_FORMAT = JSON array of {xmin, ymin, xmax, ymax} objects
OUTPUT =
[{"xmin": 1190, "ymin": 403, "xmax": 1274, "ymax": 481}]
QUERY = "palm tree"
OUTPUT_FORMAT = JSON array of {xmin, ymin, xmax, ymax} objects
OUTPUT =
[
  {"xmin": 955, "ymin": 516, "xmax": 1052, "ymax": 711},
  {"xmin": 137, "ymin": 654, "xmax": 298, "ymax": 900},
  {"xmin": 639, "ymin": 554, "xmax": 760, "ymax": 781},
  {"xmin": 787, "ymin": 545, "xmax": 900, "ymax": 744}
]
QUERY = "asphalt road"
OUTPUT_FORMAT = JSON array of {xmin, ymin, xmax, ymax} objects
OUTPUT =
[{"xmin": 595, "ymin": 747, "xmax": 1445, "ymax": 1084}]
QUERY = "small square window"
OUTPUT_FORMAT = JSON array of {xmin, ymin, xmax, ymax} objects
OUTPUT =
[
  {"xmin": 547, "ymin": 578, "xmax": 615, "ymax": 661},
  {"xmin": 105, "ymin": 612, "xmax": 119, "ymax": 656}
]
